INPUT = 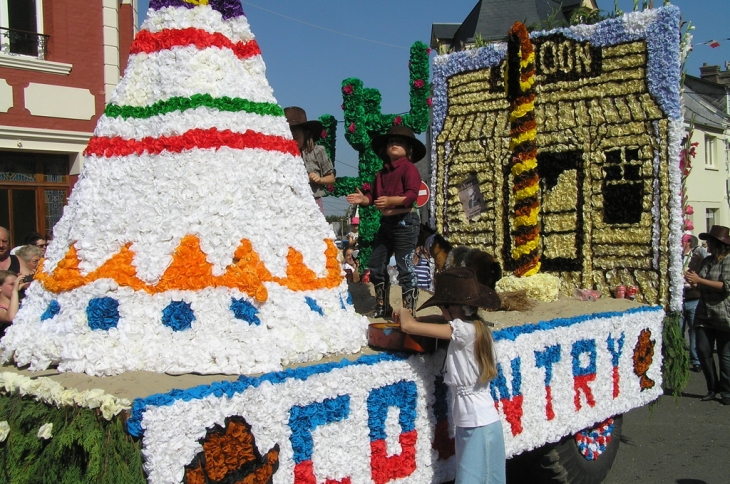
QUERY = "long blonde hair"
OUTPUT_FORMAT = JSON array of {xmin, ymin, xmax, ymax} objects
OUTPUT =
[{"xmin": 471, "ymin": 311, "xmax": 497, "ymax": 383}]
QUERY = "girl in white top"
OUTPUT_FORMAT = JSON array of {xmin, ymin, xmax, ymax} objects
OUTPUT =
[{"xmin": 394, "ymin": 267, "xmax": 505, "ymax": 484}]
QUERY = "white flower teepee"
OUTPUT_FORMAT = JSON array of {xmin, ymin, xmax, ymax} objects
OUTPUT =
[{"xmin": 1, "ymin": 0, "xmax": 368, "ymax": 376}]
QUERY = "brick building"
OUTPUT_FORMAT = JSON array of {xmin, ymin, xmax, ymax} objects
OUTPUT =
[{"xmin": 0, "ymin": 0, "xmax": 137, "ymax": 245}]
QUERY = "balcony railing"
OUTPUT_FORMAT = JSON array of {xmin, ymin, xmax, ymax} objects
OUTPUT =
[{"xmin": 0, "ymin": 27, "xmax": 49, "ymax": 60}]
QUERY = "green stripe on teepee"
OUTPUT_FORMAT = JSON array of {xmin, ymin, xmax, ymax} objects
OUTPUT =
[{"xmin": 105, "ymin": 94, "xmax": 284, "ymax": 120}]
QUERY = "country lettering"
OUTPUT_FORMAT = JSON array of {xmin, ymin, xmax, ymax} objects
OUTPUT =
[
  {"xmin": 535, "ymin": 344, "xmax": 562, "ymax": 420},
  {"xmin": 606, "ymin": 333, "xmax": 626, "ymax": 398},
  {"xmin": 490, "ymin": 357, "xmax": 524, "ymax": 436},
  {"xmin": 571, "ymin": 339, "xmax": 598, "ymax": 411}
]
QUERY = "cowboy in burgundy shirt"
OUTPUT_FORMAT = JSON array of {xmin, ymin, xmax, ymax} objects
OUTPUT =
[
  {"xmin": 362, "ymin": 156, "xmax": 421, "ymax": 211},
  {"xmin": 346, "ymin": 126, "xmax": 426, "ymax": 318}
]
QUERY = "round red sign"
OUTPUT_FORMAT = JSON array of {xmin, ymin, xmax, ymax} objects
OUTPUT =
[{"xmin": 417, "ymin": 181, "xmax": 430, "ymax": 208}]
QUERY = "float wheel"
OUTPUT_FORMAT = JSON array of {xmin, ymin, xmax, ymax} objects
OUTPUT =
[{"xmin": 506, "ymin": 415, "xmax": 623, "ymax": 484}]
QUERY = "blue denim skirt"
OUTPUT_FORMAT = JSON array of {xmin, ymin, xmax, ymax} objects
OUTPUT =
[{"xmin": 454, "ymin": 421, "xmax": 506, "ymax": 484}]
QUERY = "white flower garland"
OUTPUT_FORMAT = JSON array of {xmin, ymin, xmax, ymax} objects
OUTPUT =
[{"xmin": 0, "ymin": 372, "xmax": 131, "ymax": 420}]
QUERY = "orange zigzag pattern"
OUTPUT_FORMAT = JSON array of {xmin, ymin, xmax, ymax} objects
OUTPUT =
[{"xmin": 35, "ymin": 235, "xmax": 342, "ymax": 303}]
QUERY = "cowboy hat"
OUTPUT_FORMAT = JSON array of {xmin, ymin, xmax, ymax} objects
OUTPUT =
[
  {"xmin": 699, "ymin": 225, "xmax": 730, "ymax": 246},
  {"xmin": 284, "ymin": 106, "xmax": 323, "ymax": 138},
  {"xmin": 371, "ymin": 125, "xmax": 427, "ymax": 163},
  {"xmin": 417, "ymin": 267, "xmax": 501, "ymax": 311}
]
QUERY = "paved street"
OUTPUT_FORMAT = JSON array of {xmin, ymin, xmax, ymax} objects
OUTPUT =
[{"xmin": 603, "ymin": 368, "xmax": 729, "ymax": 484}]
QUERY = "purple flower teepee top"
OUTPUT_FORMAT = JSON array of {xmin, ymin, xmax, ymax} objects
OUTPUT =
[{"xmin": 149, "ymin": 0, "xmax": 245, "ymax": 19}]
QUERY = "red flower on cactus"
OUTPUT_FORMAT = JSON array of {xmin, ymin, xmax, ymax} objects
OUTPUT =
[
  {"xmin": 362, "ymin": 182, "xmax": 371, "ymax": 192},
  {"xmin": 413, "ymin": 79, "xmax": 425, "ymax": 89},
  {"xmin": 320, "ymin": 129, "xmax": 327, "ymax": 139},
  {"xmin": 685, "ymin": 205, "xmax": 694, "ymax": 215},
  {"xmin": 394, "ymin": 116, "xmax": 403, "ymax": 125},
  {"xmin": 348, "ymin": 123, "xmax": 356, "ymax": 133},
  {"xmin": 684, "ymin": 219, "xmax": 694, "ymax": 231},
  {"xmin": 427, "ymin": 98, "xmax": 433, "ymax": 106},
  {"xmin": 426, "ymin": 48, "xmax": 432, "ymax": 54},
  {"xmin": 326, "ymin": 184, "xmax": 334, "ymax": 193},
  {"xmin": 341, "ymin": 104, "xmax": 345, "ymax": 110},
  {"xmin": 343, "ymin": 85, "xmax": 354, "ymax": 95}
]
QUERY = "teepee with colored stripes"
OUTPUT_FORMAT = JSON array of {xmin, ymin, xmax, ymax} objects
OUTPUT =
[{"xmin": 1, "ymin": 0, "xmax": 367, "ymax": 376}]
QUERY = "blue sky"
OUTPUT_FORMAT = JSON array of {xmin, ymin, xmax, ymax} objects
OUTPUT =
[{"xmin": 136, "ymin": 0, "xmax": 729, "ymax": 216}]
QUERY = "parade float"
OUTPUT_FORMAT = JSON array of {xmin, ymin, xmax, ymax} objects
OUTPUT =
[{"xmin": 0, "ymin": 1, "xmax": 684, "ymax": 483}]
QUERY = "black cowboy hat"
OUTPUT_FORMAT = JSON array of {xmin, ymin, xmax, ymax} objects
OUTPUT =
[
  {"xmin": 371, "ymin": 125, "xmax": 427, "ymax": 163},
  {"xmin": 417, "ymin": 267, "xmax": 501, "ymax": 311},
  {"xmin": 284, "ymin": 106, "xmax": 323, "ymax": 138},
  {"xmin": 699, "ymin": 225, "xmax": 730, "ymax": 246}
]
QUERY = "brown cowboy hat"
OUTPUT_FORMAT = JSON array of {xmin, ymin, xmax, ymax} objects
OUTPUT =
[
  {"xmin": 371, "ymin": 125, "xmax": 427, "ymax": 163},
  {"xmin": 699, "ymin": 225, "xmax": 730, "ymax": 245},
  {"xmin": 417, "ymin": 267, "xmax": 501, "ymax": 311},
  {"xmin": 284, "ymin": 106, "xmax": 323, "ymax": 138}
]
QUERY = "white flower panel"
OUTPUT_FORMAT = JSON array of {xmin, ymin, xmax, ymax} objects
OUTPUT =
[
  {"xmin": 4, "ymin": 283, "xmax": 367, "ymax": 376},
  {"xmin": 139, "ymin": 357, "xmax": 441, "ymax": 484},
  {"xmin": 142, "ymin": 5, "xmax": 256, "ymax": 44},
  {"xmin": 43, "ymin": 148, "xmax": 328, "ymax": 279},
  {"xmin": 95, "ymin": 109, "xmax": 292, "ymax": 140},
  {"xmin": 112, "ymin": 47, "xmax": 273, "ymax": 108}
]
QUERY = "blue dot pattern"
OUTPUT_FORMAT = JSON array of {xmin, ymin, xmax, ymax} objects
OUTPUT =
[
  {"xmin": 162, "ymin": 301, "xmax": 195, "ymax": 331},
  {"xmin": 86, "ymin": 297, "xmax": 120, "ymax": 330},
  {"xmin": 230, "ymin": 298, "xmax": 261, "ymax": 325},
  {"xmin": 305, "ymin": 297, "xmax": 324, "ymax": 316},
  {"xmin": 40, "ymin": 300, "xmax": 61, "ymax": 321}
]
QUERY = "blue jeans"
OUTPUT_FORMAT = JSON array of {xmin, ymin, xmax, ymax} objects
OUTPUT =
[
  {"xmin": 682, "ymin": 299, "xmax": 700, "ymax": 365},
  {"xmin": 695, "ymin": 326, "xmax": 730, "ymax": 397},
  {"xmin": 368, "ymin": 212, "xmax": 419, "ymax": 291}
]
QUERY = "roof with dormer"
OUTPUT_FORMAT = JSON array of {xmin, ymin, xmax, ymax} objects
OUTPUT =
[{"xmin": 431, "ymin": 0, "xmax": 595, "ymax": 48}]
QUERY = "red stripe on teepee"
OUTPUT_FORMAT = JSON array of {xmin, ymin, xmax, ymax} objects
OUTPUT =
[
  {"xmin": 84, "ymin": 128, "xmax": 299, "ymax": 157},
  {"xmin": 130, "ymin": 28, "xmax": 261, "ymax": 60}
]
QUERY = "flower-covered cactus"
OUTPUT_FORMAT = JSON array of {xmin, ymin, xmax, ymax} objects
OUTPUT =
[
  {"xmin": 326, "ymin": 41, "xmax": 431, "ymax": 269},
  {"xmin": 316, "ymin": 113, "xmax": 337, "ymax": 165}
]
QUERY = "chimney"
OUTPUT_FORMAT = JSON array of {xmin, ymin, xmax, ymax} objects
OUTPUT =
[
  {"xmin": 720, "ymin": 62, "xmax": 730, "ymax": 87},
  {"xmin": 700, "ymin": 63, "xmax": 721, "ymax": 83}
]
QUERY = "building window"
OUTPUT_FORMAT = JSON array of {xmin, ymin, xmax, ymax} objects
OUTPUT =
[
  {"xmin": 0, "ymin": 151, "xmax": 69, "ymax": 246},
  {"xmin": 602, "ymin": 147, "xmax": 644, "ymax": 224},
  {"xmin": 0, "ymin": 0, "xmax": 47, "ymax": 59},
  {"xmin": 706, "ymin": 208, "xmax": 717, "ymax": 232},
  {"xmin": 705, "ymin": 134, "xmax": 716, "ymax": 169}
]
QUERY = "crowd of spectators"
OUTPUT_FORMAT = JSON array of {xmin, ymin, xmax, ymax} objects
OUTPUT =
[{"xmin": 0, "ymin": 229, "xmax": 49, "ymax": 334}]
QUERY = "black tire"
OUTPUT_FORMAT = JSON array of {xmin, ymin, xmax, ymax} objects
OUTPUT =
[{"xmin": 506, "ymin": 415, "xmax": 623, "ymax": 484}]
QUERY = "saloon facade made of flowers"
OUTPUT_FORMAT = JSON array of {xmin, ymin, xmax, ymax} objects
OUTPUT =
[{"xmin": 431, "ymin": 8, "xmax": 684, "ymax": 310}]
